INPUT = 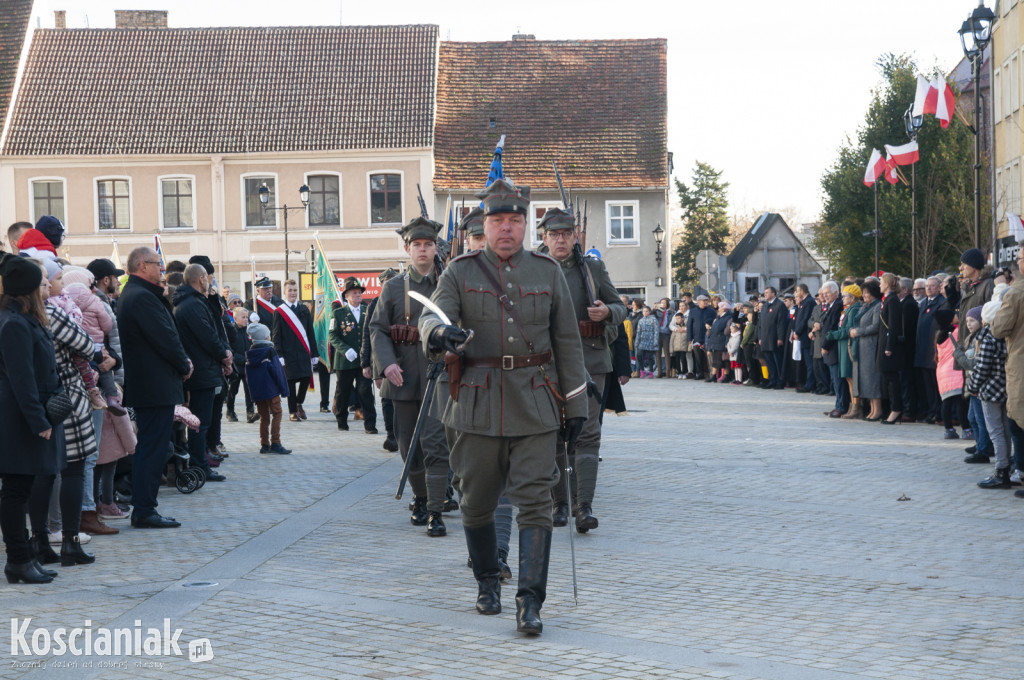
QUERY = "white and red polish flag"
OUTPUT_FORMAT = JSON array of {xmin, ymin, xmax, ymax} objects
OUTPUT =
[
  {"xmin": 912, "ymin": 75, "xmax": 955, "ymax": 129},
  {"xmin": 884, "ymin": 141, "xmax": 919, "ymax": 166},
  {"xmin": 863, "ymin": 148, "xmax": 886, "ymax": 187},
  {"xmin": 884, "ymin": 153, "xmax": 899, "ymax": 184}
]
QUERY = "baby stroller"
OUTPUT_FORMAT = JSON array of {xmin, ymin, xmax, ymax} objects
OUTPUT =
[{"xmin": 169, "ymin": 405, "xmax": 206, "ymax": 494}]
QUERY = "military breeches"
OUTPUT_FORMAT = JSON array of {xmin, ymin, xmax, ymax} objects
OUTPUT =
[
  {"xmin": 394, "ymin": 400, "xmax": 449, "ymax": 506},
  {"xmin": 451, "ymin": 430, "xmax": 557, "ymax": 531},
  {"xmin": 554, "ymin": 372, "xmax": 605, "ymax": 506}
]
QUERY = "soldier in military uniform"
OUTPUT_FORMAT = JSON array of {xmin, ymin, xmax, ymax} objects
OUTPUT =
[
  {"xmin": 537, "ymin": 208, "xmax": 626, "ymax": 533},
  {"xmin": 369, "ymin": 217, "xmax": 452, "ymax": 535},
  {"xmin": 329, "ymin": 277, "xmax": 377, "ymax": 433},
  {"xmin": 419, "ymin": 178, "xmax": 588, "ymax": 636}
]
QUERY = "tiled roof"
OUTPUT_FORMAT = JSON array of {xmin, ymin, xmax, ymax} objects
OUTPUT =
[
  {"xmin": 3, "ymin": 25, "xmax": 437, "ymax": 156},
  {"xmin": 0, "ymin": 0, "xmax": 33, "ymax": 127},
  {"xmin": 434, "ymin": 39, "xmax": 667, "ymax": 191}
]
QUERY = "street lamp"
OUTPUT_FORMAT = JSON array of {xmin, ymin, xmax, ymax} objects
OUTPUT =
[
  {"xmin": 652, "ymin": 223, "xmax": 664, "ymax": 267},
  {"xmin": 959, "ymin": 1, "xmax": 995, "ymax": 250},
  {"xmin": 260, "ymin": 183, "xmax": 311, "ymax": 282},
  {"xmin": 904, "ymin": 104, "xmax": 924, "ymax": 278}
]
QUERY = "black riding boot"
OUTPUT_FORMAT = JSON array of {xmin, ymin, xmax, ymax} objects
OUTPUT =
[
  {"xmin": 31, "ymin": 532, "xmax": 59, "ymax": 565},
  {"xmin": 464, "ymin": 523, "xmax": 501, "ymax": 615},
  {"xmin": 60, "ymin": 534, "xmax": 95, "ymax": 566},
  {"xmin": 516, "ymin": 527, "xmax": 552, "ymax": 635}
]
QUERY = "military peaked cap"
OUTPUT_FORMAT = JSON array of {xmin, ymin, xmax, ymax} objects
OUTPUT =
[
  {"xmin": 536, "ymin": 207, "xmax": 575, "ymax": 233},
  {"xmin": 396, "ymin": 216, "xmax": 442, "ymax": 244},
  {"xmin": 475, "ymin": 178, "xmax": 530, "ymax": 216}
]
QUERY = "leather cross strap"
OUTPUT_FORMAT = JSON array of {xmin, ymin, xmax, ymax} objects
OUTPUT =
[
  {"xmin": 464, "ymin": 351, "xmax": 551, "ymax": 370},
  {"xmin": 471, "ymin": 255, "xmax": 538, "ymax": 352}
]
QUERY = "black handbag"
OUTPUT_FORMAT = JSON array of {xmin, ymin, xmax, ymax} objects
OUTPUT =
[{"xmin": 44, "ymin": 388, "xmax": 73, "ymax": 426}]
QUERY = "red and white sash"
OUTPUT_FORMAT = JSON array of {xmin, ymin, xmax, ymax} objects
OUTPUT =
[
  {"xmin": 276, "ymin": 303, "xmax": 310, "ymax": 356},
  {"xmin": 256, "ymin": 296, "xmax": 277, "ymax": 317}
]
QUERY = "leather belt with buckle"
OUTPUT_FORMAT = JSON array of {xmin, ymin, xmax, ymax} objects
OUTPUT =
[{"xmin": 464, "ymin": 351, "xmax": 552, "ymax": 370}]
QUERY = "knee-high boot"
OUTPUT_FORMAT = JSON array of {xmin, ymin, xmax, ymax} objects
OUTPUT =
[
  {"xmin": 516, "ymin": 527, "xmax": 552, "ymax": 635},
  {"xmin": 464, "ymin": 523, "xmax": 501, "ymax": 614}
]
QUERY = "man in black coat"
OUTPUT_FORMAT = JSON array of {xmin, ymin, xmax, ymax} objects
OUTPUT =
[
  {"xmin": 915, "ymin": 277, "xmax": 945, "ymax": 422},
  {"xmin": 899, "ymin": 277, "xmax": 920, "ymax": 422},
  {"xmin": 247, "ymin": 277, "xmax": 284, "ymax": 327},
  {"xmin": 758, "ymin": 287, "xmax": 789, "ymax": 389},
  {"xmin": 173, "ymin": 264, "xmax": 231, "ymax": 482},
  {"xmin": 819, "ymin": 282, "xmax": 846, "ymax": 416},
  {"xmin": 686, "ymin": 295, "xmax": 715, "ymax": 379},
  {"xmin": 792, "ymin": 284, "xmax": 816, "ymax": 392},
  {"xmin": 116, "ymin": 247, "xmax": 192, "ymax": 528},
  {"xmin": 189, "ymin": 255, "xmax": 230, "ymax": 460},
  {"xmin": 272, "ymin": 279, "xmax": 319, "ymax": 422}
]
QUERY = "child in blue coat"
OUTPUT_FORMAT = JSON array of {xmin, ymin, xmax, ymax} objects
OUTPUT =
[{"xmin": 244, "ymin": 322, "xmax": 291, "ymax": 454}]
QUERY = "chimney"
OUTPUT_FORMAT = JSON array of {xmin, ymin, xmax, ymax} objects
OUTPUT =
[
  {"xmin": 54, "ymin": 11, "xmax": 66, "ymax": 29},
  {"xmin": 511, "ymin": 33, "xmax": 535, "ymax": 41},
  {"xmin": 114, "ymin": 10, "xmax": 168, "ymax": 29}
]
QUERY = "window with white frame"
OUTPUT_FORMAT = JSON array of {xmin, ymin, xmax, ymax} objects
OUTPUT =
[
  {"xmin": 32, "ymin": 179, "xmax": 65, "ymax": 223},
  {"xmin": 995, "ymin": 69, "xmax": 1003, "ymax": 123},
  {"xmin": 97, "ymin": 178, "xmax": 131, "ymax": 230},
  {"xmin": 307, "ymin": 174, "xmax": 341, "ymax": 227},
  {"xmin": 1004, "ymin": 59, "xmax": 1013, "ymax": 119},
  {"xmin": 996, "ymin": 167, "xmax": 1004, "ymax": 219},
  {"xmin": 244, "ymin": 176, "xmax": 276, "ymax": 227},
  {"xmin": 1014, "ymin": 160, "xmax": 1022, "ymax": 216},
  {"xmin": 529, "ymin": 201, "xmax": 562, "ymax": 246},
  {"xmin": 1012, "ymin": 54, "xmax": 1020, "ymax": 113},
  {"xmin": 606, "ymin": 201, "xmax": 639, "ymax": 244},
  {"xmin": 161, "ymin": 177, "xmax": 194, "ymax": 229},
  {"xmin": 369, "ymin": 173, "xmax": 402, "ymax": 224}
]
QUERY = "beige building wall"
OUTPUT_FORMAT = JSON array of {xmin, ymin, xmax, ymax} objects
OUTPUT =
[
  {"xmin": 992, "ymin": 1, "xmax": 1024, "ymax": 239},
  {"xmin": 0, "ymin": 149, "xmax": 433, "ymax": 294}
]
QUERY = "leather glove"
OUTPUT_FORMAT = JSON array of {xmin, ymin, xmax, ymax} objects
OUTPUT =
[
  {"xmin": 561, "ymin": 416, "xmax": 586, "ymax": 450},
  {"xmin": 429, "ymin": 325, "xmax": 470, "ymax": 356},
  {"xmin": 586, "ymin": 377, "xmax": 601, "ymax": 400}
]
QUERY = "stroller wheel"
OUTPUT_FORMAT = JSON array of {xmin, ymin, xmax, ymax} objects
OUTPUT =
[
  {"xmin": 192, "ymin": 466, "xmax": 207, "ymax": 489},
  {"xmin": 175, "ymin": 468, "xmax": 200, "ymax": 494}
]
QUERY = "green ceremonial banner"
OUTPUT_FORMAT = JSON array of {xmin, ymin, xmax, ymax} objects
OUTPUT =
[{"xmin": 313, "ymin": 239, "xmax": 341, "ymax": 361}]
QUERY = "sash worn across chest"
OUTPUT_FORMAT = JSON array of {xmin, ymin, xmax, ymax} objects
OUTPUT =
[{"xmin": 276, "ymin": 304, "xmax": 310, "ymax": 355}]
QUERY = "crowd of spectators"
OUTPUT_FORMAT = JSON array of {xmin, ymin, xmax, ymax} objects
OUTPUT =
[{"xmin": 622, "ymin": 246, "xmax": 1024, "ymax": 496}]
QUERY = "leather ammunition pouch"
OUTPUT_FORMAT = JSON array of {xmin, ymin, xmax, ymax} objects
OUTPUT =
[
  {"xmin": 578, "ymin": 320, "xmax": 604, "ymax": 338},
  {"xmin": 389, "ymin": 324, "xmax": 420, "ymax": 345}
]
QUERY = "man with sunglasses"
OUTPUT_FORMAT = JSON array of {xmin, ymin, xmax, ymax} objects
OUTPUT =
[{"xmin": 116, "ymin": 247, "xmax": 192, "ymax": 528}]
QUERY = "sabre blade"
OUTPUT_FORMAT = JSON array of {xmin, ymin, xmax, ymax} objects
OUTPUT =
[{"xmin": 408, "ymin": 290, "xmax": 452, "ymax": 326}]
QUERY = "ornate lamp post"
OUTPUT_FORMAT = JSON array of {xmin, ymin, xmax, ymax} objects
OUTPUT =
[
  {"xmin": 259, "ymin": 183, "xmax": 310, "ymax": 282},
  {"xmin": 959, "ymin": 1, "xmax": 995, "ymax": 250},
  {"xmin": 904, "ymin": 104, "xmax": 924, "ymax": 279}
]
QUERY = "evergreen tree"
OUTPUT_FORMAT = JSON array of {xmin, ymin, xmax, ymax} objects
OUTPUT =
[
  {"xmin": 673, "ymin": 161, "xmax": 730, "ymax": 289},
  {"xmin": 814, "ymin": 53, "xmax": 983, "ymax": 278}
]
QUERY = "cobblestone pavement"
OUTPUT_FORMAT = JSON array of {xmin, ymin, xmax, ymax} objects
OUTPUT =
[{"xmin": 3, "ymin": 378, "xmax": 1024, "ymax": 679}]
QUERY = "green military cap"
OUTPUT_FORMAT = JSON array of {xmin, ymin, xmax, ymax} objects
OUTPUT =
[
  {"xmin": 378, "ymin": 267, "xmax": 399, "ymax": 283},
  {"xmin": 395, "ymin": 216, "xmax": 442, "ymax": 244},
  {"xmin": 536, "ymin": 207, "xmax": 575, "ymax": 234},
  {"xmin": 460, "ymin": 206, "xmax": 485, "ymax": 236},
  {"xmin": 475, "ymin": 178, "xmax": 531, "ymax": 216}
]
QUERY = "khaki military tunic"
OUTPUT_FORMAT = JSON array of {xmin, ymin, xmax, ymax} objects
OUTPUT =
[{"xmin": 418, "ymin": 245, "xmax": 588, "ymax": 529}]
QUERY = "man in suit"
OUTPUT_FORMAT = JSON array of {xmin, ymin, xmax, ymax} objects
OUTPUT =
[
  {"xmin": 758, "ymin": 286, "xmax": 788, "ymax": 389},
  {"xmin": 899, "ymin": 277, "xmax": 920, "ymax": 422},
  {"xmin": 686, "ymin": 295, "xmax": 714, "ymax": 379},
  {"xmin": 330, "ymin": 277, "xmax": 377, "ymax": 433},
  {"xmin": 818, "ymin": 282, "xmax": 846, "ymax": 416},
  {"xmin": 792, "ymin": 284, "xmax": 816, "ymax": 393},
  {"xmin": 273, "ymin": 279, "xmax": 319, "ymax": 422},
  {"xmin": 915, "ymin": 277, "xmax": 945, "ymax": 422},
  {"xmin": 117, "ymin": 247, "xmax": 192, "ymax": 528}
]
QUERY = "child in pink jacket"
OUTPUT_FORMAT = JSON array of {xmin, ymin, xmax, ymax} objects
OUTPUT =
[{"xmin": 62, "ymin": 267, "xmax": 124, "ymax": 414}]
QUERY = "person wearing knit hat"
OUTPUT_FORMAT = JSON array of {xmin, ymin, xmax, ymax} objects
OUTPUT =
[
  {"xmin": 0, "ymin": 252, "xmax": 62, "ymax": 584},
  {"xmin": 967, "ymin": 293, "xmax": 1013, "ymax": 489},
  {"xmin": 842, "ymin": 283, "xmax": 862, "ymax": 299},
  {"xmin": 958, "ymin": 247, "xmax": 995, "ymax": 348},
  {"xmin": 40, "ymin": 258, "xmax": 63, "ymax": 283},
  {"xmin": 243, "ymin": 321, "xmax": 291, "ymax": 454},
  {"xmin": 15, "ymin": 229, "xmax": 58, "ymax": 261},
  {"xmin": 35, "ymin": 216, "xmax": 65, "ymax": 250}
]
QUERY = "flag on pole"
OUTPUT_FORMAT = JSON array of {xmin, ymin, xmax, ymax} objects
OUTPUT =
[
  {"xmin": 863, "ymin": 148, "xmax": 886, "ymax": 187},
  {"xmin": 312, "ymin": 237, "xmax": 342, "ymax": 361},
  {"xmin": 153, "ymin": 235, "xmax": 166, "ymax": 269},
  {"xmin": 111, "ymin": 240, "xmax": 123, "ymax": 270},
  {"xmin": 485, "ymin": 134, "xmax": 505, "ymax": 188},
  {"xmin": 884, "ymin": 140, "xmax": 920, "ymax": 166},
  {"xmin": 912, "ymin": 75, "xmax": 955, "ymax": 129},
  {"xmin": 250, "ymin": 258, "xmax": 257, "ymax": 301},
  {"xmin": 883, "ymin": 153, "xmax": 899, "ymax": 185}
]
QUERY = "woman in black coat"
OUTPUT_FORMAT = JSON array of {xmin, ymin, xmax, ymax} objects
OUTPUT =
[
  {"xmin": 0, "ymin": 256, "xmax": 59, "ymax": 584},
  {"xmin": 705, "ymin": 303, "xmax": 733, "ymax": 382},
  {"xmin": 878, "ymin": 273, "xmax": 905, "ymax": 424}
]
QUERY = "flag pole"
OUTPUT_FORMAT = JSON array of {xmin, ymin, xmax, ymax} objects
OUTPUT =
[
  {"xmin": 874, "ymin": 181, "xmax": 880, "ymax": 275},
  {"xmin": 314, "ymin": 234, "xmax": 342, "ymax": 300}
]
